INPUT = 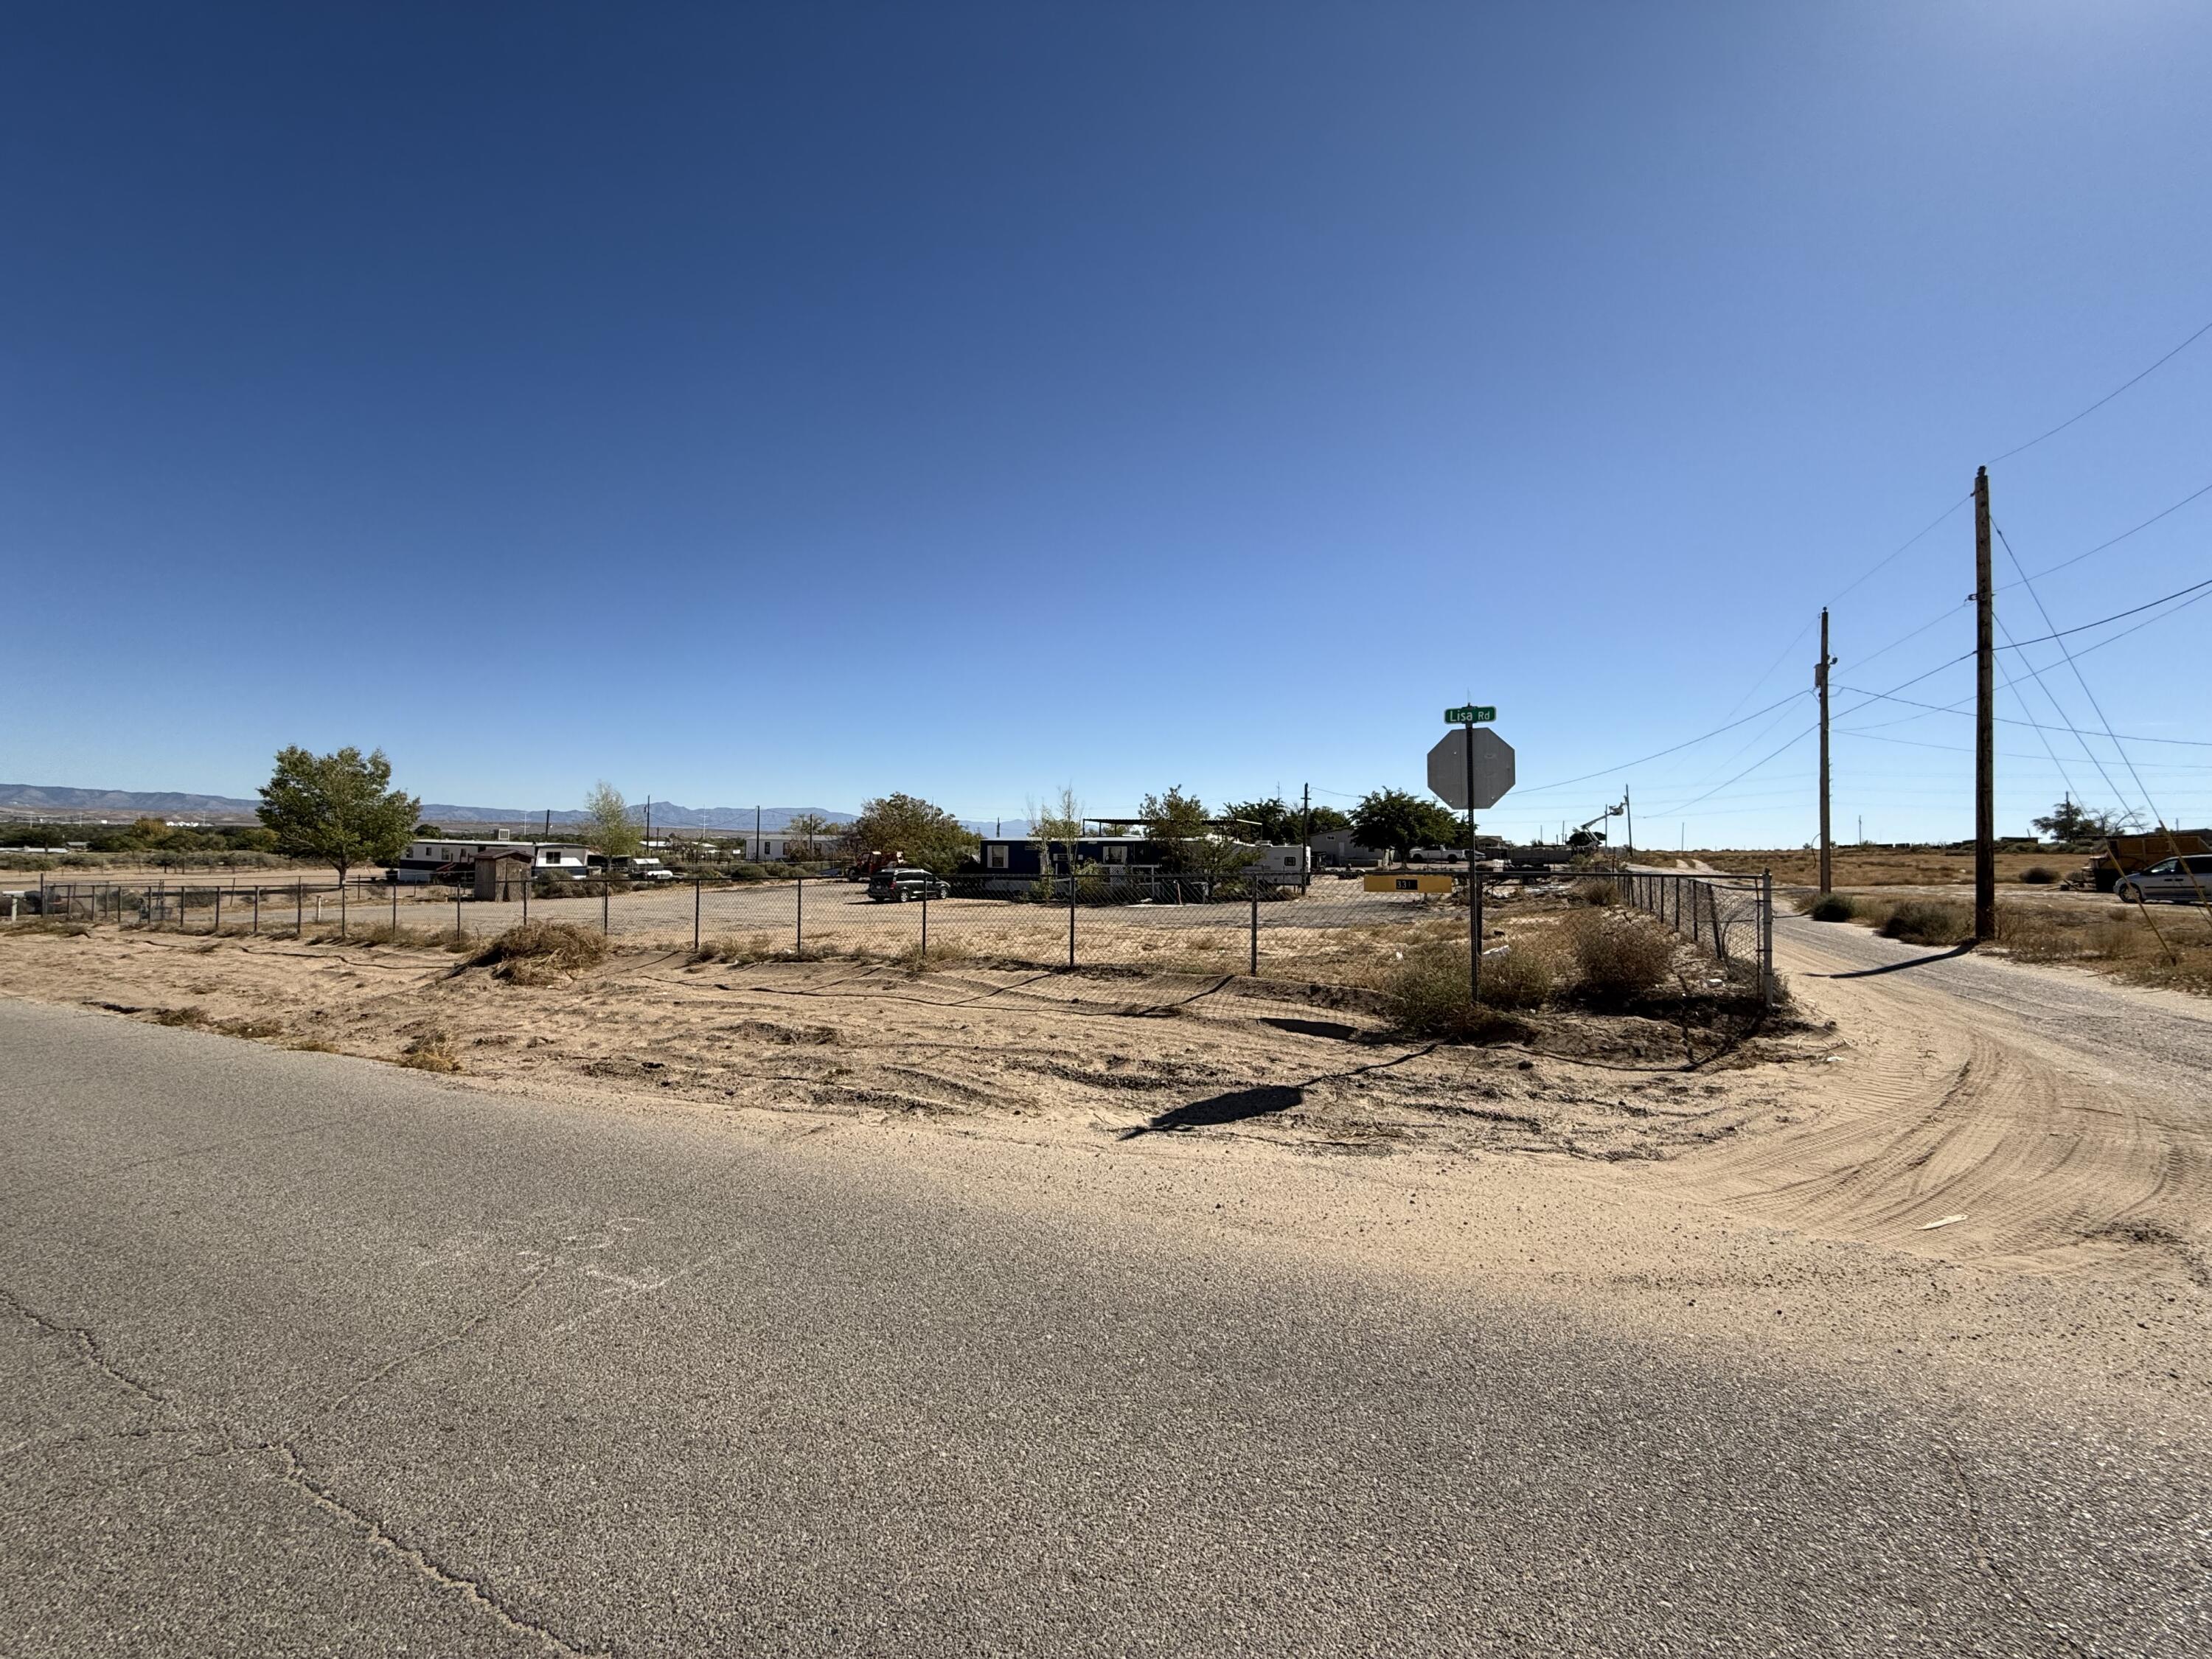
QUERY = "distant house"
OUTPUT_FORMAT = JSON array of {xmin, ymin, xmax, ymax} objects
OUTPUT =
[
  {"xmin": 392, "ymin": 838, "xmax": 591, "ymax": 886},
  {"xmin": 968, "ymin": 832, "xmax": 1309, "ymax": 894},
  {"xmin": 1308, "ymin": 829, "xmax": 1384, "ymax": 868}
]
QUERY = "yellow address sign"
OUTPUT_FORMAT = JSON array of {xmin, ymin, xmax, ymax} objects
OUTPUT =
[{"xmin": 1363, "ymin": 872, "xmax": 1457, "ymax": 895}]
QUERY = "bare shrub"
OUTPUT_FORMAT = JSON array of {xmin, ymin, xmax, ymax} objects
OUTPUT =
[
  {"xmin": 2019, "ymin": 866, "xmax": 2060, "ymax": 885},
  {"xmin": 1572, "ymin": 878, "xmax": 1619, "ymax": 908},
  {"xmin": 1877, "ymin": 899, "xmax": 1972, "ymax": 946},
  {"xmin": 1566, "ymin": 911, "xmax": 1674, "ymax": 1003},
  {"xmin": 1805, "ymin": 893, "xmax": 1855, "ymax": 922},
  {"xmin": 469, "ymin": 922, "xmax": 607, "ymax": 983}
]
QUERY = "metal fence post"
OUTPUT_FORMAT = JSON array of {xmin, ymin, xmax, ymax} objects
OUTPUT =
[
  {"xmin": 391, "ymin": 881, "xmax": 398, "ymax": 934},
  {"xmin": 455, "ymin": 894, "xmax": 462, "ymax": 944},
  {"xmin": 602, "ymin": 877, "xmax": 609, "ymax": 938},
  {"xmin": 38, "ymin": 872, "xmax": 46, "ymax": 922},
  {"xmin": 1762, "ymin": 869, "xmax": 1775, "ymax": 1008},
  {"xmin": 253, "ymin": 887, "xmax": 260, "ymax": 935},
  {"xmin": 921, "ymin": 891, "xmax": 929, "ymax": 957},
  {"xmin": 295, "ymin": 880, "xmax": 303, "ymax": 937},
  {"xmin": 521, "ymin": 873, "xmax": 529, "ymax": 928},
  {"xmin": 1474, "ymin": 869, "xmax": 1486, "ymax": 1004},
  {"xmin": 694, "ymin": 879, "xmax": 701, "ymax": 953},
  {"xmin": 214, "ymin": 887, "xmax": 222, "ymax": 934},
  {"xmin": 1249, "ymin": 883, "xmax": 1259, "ymax": 975},
  {"xmin": 1066, "ymin": 873, "xmax": 1076, "ymax": 970},
  {"xmin": 796, "ymin": 874, "xmax": 804, "ymax": 954},
  {"xmin": 340, "ymin": 878, "xmax": 347, "ymax": 940}
]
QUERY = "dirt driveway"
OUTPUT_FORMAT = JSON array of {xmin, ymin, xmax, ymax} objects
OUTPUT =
[{"xmin": 1644, "ymin": 912, "xmax": 2212, "ymax": 1281}]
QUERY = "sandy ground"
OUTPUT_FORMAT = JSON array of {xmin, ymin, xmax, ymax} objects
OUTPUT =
[{"xmin": 4, "ymin": 911, "xmax": 2211, "ymax": 1436}]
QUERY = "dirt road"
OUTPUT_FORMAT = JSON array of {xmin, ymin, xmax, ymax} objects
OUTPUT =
[{"xmin": 1654, "ymin": 913, "xmax": 2212, "ymax": 1281}]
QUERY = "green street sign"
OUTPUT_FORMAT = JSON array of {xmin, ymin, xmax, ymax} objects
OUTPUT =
[{"xmin": 1444, "ymin": 705, "xmax": 1496, "ymax": 725}]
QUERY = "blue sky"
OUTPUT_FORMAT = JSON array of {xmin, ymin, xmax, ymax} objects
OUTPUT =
[{"xmin": 6, "ymin": 2, "xmax": 2209, "ymax": 845}]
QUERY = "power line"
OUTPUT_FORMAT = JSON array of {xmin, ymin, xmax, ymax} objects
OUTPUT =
[
  {"xmin": 2000, "ymin": 476, "xmax": 2212, "ymax": 589},
  {"xmin": 1994, "ymin": 520, "xmax": 2166, "ymax": 828},
  {"xmin": 1827, "ymin": 495, "xmax": 1973, "ymax": 606},
  {"xmin": 1508, "ymin": 690, "xmax": 1809, "ymax": 797},
  {"xmin": 1832, "ymin": 684, "xmax": 2212, "ymax": 748},
  {"xmin": 1988, "ymin": 317, "xmax": 2212, "ymax": 465},
  {"xmin": 1995, "ymin": 569, "xmax": 2212, "ymax": 648}
]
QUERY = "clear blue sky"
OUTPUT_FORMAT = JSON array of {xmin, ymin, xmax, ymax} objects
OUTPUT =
[{"xmin": 7, "ymin": 2, "xmax": 2209, "ymax": 844}]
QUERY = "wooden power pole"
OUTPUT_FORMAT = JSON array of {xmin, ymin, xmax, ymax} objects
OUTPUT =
[
  {"xmin": 1974, "ymin": 466, "xmax": 1996, "ymax": 943},
  {"xmin": 1816, "ymin": 608, "xmax": 1834, "ymax": 894}
]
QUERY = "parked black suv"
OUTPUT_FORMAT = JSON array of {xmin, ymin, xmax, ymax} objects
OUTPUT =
[{"xmin": 867, "ymin": 866, "xmax": 952, "ymax": 902}]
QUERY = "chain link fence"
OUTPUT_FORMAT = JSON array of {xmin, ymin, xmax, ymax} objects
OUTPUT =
[{"xmin": 7, "ymin": 864, "xmax": 1773, "ymax": 1001}]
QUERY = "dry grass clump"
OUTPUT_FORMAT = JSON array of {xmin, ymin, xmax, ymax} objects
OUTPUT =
[
  {"xmin": 1384, "ymin": 942, "xmax": 1528, "ymax": 1040},
  {"xmin": 299, "ymin": 921, "xmax": 472, "ymax": 950},
  {"xmin": 894, "ymin": 938, "xmax": 975, "ymax": 975},
  {"xmin": 1566, "ymin": 911, "xmax": 1675, "ymax": 1003},
  {"xmin": 397, "ymin": 1029, "xmax": 462, "ymax": 1072},
  {"xmin": 3, "ymin": 918, "xmax": 92, "ymax": 938},
  {"xmin": 2018, "ymin": 866, "xmax": 2060, "ymax": 885},
  {"xmin": 1805, "ymin": 893, "xmax": 1856, "ymax": 922},
  {"xmin": 1877, "ymin": 898, "xmax": 1973, "ymax": 947},
  {"xmin": 1572, "ymin": 878, "xmax": 1619, "ymax": 908},
  {"xmin": 1478, "ymin": 943, "xmax": 1557, "ymax": 1009},
  {"xmin": 692, "ymin": 932, "xmax": 782, "ymax": 965},
  {"xmin": 150, "ymin": 1006, "xmax": 284, "ymax": 1038},
  {"xmin": 469, "ymin": 921, "xmax": 608, "ymax": 984},
  {"xmin": 1999, "ymin": 900, "xmax": 2212, "ymax": 995}
]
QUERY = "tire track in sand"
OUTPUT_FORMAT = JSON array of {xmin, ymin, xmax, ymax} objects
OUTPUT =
[{"xmin": 1643, "ymin": 922, "xmax": 2211, "ymax": 1278}]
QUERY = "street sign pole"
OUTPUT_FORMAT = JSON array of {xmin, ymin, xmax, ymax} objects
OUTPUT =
[{"xmin": 1462, "ymin": 719, "xmax": 1480, "ymax": 1008}]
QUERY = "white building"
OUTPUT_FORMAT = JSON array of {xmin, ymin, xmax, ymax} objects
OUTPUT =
[{"xmin": 391, "ymin": 838, "xmax": 591, "ymax": 886}]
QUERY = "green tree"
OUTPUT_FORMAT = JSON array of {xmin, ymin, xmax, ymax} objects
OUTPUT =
[
  {"xmin": 783, "ymin": 813, "xmax": 835, "ymax": 861},
  {"xmin": 1351, "ymin": 788, "xmax": 1464, "ymax": 861},
  {"xmin": 2031, "ymin": 796, "xmax": 2133, "ymax": 846},
  {"xmin": 582, "ymin": 782, "xmax": 644, "ymax": 861},
  {"xmin": 846, "ymin": 793, "xmax": 978, "ymax": 876},
  {"xmin": 1139, "ymin": 786, "xmax": 1256, "ymax": 883},
  {"xmin": 256, "ymin": 745, "xmax": 420, "ymax": 881},
  {"xmin": 1222, "ymin": 796, "xmax": 1352, "ymax": 845}
]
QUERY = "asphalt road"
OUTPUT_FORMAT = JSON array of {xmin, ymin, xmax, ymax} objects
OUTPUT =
[{"xmin": 3, "ymin": 998, "xmax": 2205, "ymax": 1656}]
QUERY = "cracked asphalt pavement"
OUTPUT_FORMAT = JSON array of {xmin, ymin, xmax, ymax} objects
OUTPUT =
[{"xmin": 4, "ymin": 998, "xmax": 2207, "ymax": 1655}]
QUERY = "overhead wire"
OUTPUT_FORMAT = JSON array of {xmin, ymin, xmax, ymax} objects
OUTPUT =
[
  {"xmin": 1999, "ymin": 476, "xmax": 2212, "ymax": 589},
  {"xmin": 1994, "ymin": 521, "xmax": 2160, "ymax": 821},
  {"xmin": 1987, "ymin": 316, "xmax": 2212, "ymax": 464}
]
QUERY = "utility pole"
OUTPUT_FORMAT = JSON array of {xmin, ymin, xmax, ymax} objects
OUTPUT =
[
  {"xmin": 1623, "ymin": 786, "xmax": 1633, "ymax": 859},
  {"xmin": 1974, "ymin": 465, "xmax": 1996, "ymax": 944},
  {"xmin": 1816, "ymin": 607, "xmax": 1836, "ymax": 894},
  {"xmin": 1301, "ymin": 782, "xmax": 1311, "ymax": 892}
]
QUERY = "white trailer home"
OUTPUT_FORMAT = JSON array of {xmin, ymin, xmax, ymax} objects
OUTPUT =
[{"xmin": 391, "ymin": 838, "xmax": 591, "ymax": 886}]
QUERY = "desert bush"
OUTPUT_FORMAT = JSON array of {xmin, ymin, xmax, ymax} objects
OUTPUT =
[
  {"xmin": 1877, "ymin": 899, "xmax": 1972, "ymax": 946},
  {"xmin": 1806, "ymin": 893, "xmax": 1856, "ymax": 922},
  {"xmin": 1572, "ymin": 877, "xmax": 1619, "ymax": 907},
  {"xmin": 468, "ymin": 921, "xmax": 607, "ymax": 983},
  {"xmin": 1385, "ymin": 942, "xmax": 1524, "ymax": 1040},
  {"xmin": 1565, "ymin": 911, "xmax": 1675, "ymax": 1001},
  {"xmin": 1478, "ymin": 944, "xmax": 1556, "ymax": 1009},
  {"xmin": 2019, "ymin": 866, "xmax": 2059, "ymax": 885}
]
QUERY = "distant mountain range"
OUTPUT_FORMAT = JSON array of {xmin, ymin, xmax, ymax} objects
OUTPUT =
[{"xmin": 0, "ymin": 785, "xmax": 1014, "ymax": 836}]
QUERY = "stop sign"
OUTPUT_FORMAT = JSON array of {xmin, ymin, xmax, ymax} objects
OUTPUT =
[{"xmin": 1427, "ymin": 728, "xmax": 1515, "ymax": 811}]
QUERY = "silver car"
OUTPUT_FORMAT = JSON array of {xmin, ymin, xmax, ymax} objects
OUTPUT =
[{"xmin": 2115, "ymin": 853, "xmax": 2212, "ymax": 904}]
